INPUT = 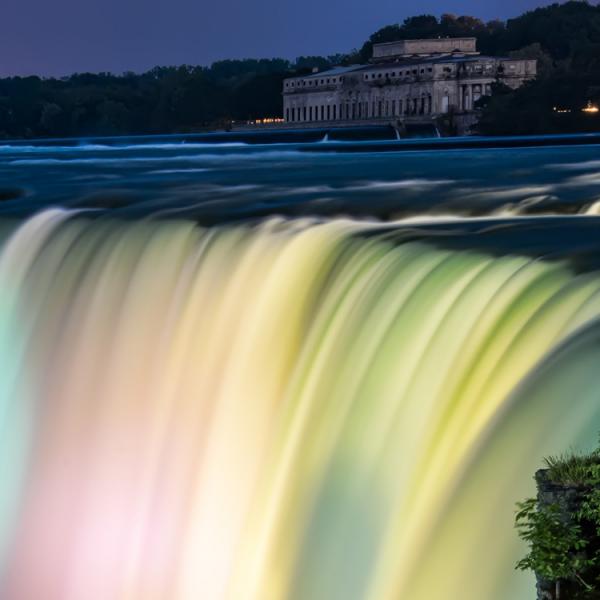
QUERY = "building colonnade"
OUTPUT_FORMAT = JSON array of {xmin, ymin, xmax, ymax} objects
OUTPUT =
[
  {"xmin": 285, "ymin": 93, "xmax": 434, "ymax": 123},
  {"xmin": 460, "ymin": 82, "xmax": 493, "ymax": 111}
]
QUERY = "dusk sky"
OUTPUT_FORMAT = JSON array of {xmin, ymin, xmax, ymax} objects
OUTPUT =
[{"xmin": 3, "ymin": 0, "xmax": 559, "ymax": 77}]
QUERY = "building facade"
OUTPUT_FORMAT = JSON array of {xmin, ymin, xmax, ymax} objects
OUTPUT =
[{"xmin": 282, "ymin": 38, "xmax": 536, "ymax": 132}]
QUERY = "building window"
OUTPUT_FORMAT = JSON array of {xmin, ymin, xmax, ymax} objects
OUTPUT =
[
  {"xmin": 428, "ymin": 67, "xmax": 432, "ymax": 72},
  {"xmin": 442, "ymin": 95, "xmax": 449, "ymax": 113},
  {"xmin": 333, "ymin": 104, "xmax": 337, "ymax": 120},
  {"xmin": 326, "ymin": 105, "xmax": 330, "ymax": 120},
  {"xmin": 321, "ymin": 105, "xmax": 325, "ymax": 120},
  {"xmin": 286, "ymin": 108, "xmax": 289, "ymax": 121},
  {"xmin": 309, "ymin": 106, "xmax": 313, "ymax": 121},
  {"xmin": 420, "ymin": 68, "xmax": 425, "ymax": 74},
  {"xmin": 291, "ymin": 107, "xmax": 296, "ymax": 121},
  {"xmin": 378, "ymin": 100, "xmax": 382, "ymax": 117},
  {"xmin": 462, "ymin": 85, "xmax": 470, "ymax": 109},
  {"xmin": 392, "ymin": 100, "xmax": 396, "ymax": 115},
  {"xmin": 303, "ymin": 106, "xmax": 307, "ymax": 121},
  {"xmin": 398, "ymin": 99, "xmax": 403, "ymax": 114}
]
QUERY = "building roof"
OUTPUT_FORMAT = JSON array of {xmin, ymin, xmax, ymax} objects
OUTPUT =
[
  {"xmin": 359, "ymin": 54, "xmax": 510, "ymax": 71},
  {"xmin": 373, "ymin": 37, "xmax": 476, "ymax": 48},
  {"xmin": 285, "ymin": 52, "xmax": 531, "ymax": 82},
  {"xmin": 285, "ymin": 65, "xmax": 366, "ymax": 81}
]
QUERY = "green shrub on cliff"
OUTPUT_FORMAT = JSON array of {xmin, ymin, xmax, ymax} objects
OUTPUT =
[{"xmin": 516, "ymin": 444, "xmax": 600, "ymax": 599}]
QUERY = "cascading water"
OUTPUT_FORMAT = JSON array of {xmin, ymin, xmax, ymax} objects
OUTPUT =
[{"xmin": 1, "ymin": 209, "xmax": 600, "ymax": 600}]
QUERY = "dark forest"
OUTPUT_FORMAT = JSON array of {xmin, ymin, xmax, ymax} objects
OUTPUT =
[{"xmin": 2, "ymin": 1, "xmax": 600, "ymax": 138}]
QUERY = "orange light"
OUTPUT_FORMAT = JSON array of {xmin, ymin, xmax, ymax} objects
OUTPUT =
[{"xmin": 249, "ymin": 117, "xmax": 285, "ymax": 125}]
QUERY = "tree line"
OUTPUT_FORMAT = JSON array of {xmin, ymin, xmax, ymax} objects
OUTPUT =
[{"xmin": 2, "ymin": 1, "xmax": 600, "ymax": 138}]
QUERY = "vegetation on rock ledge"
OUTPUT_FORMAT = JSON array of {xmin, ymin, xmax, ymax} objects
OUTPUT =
[{"xmin": 516, "ymin": 444, "xmax": 600, "ymax": 599}]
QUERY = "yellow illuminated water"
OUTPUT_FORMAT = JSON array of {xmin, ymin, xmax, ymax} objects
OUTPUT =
[{"xmin": 0, "ymin": 209, "xmax": 599, "ymax": 600}]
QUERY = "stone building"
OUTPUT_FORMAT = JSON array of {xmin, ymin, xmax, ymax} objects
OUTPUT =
[{"xmin": 282, "ymin": 37, "xmax": 536, "ymax": 133}]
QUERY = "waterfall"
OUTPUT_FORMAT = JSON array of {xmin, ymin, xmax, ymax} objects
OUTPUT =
[{"xmin": 1, "ymin": 209, "xmax": 600, "ymax": 600}]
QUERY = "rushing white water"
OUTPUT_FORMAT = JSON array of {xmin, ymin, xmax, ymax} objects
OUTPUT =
[{"xmin": 0, "ymin": 210, "xmax": 599, "ymax": 600}]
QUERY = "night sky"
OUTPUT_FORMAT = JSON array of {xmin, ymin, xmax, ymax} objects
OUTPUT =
[{"xmin": 3, "ymin": 0, "xmax": 557, "ymax": 77}]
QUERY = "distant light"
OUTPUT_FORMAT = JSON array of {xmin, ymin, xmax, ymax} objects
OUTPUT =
[
  {"xmin": 248, "ymin": 118, "xmax": 286, "ymax": 125},
  {"xmin": 582, "ymin": 101, "xmax": 599, "ymax": 114},
  {"xmin": 553, "ymin": 106, "xmax": 571, "ymax": 114}
]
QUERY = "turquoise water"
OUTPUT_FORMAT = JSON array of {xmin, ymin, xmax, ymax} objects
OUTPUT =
[{"xmin": 1, "ymin": 132, "xmax": 600, "ymax": 226}]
